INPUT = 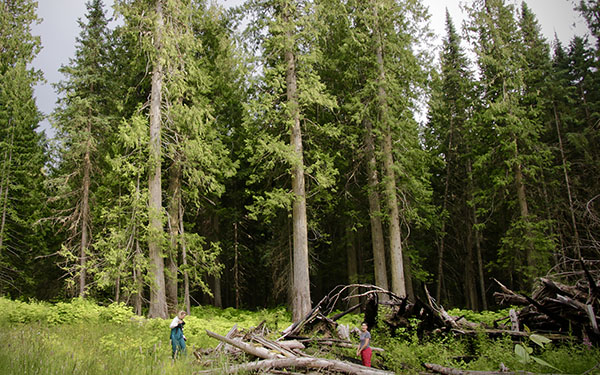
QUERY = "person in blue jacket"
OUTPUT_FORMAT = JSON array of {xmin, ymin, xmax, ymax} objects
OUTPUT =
[{"xmin": 170, "ymin": 310, "xmax": 187, "ymax": 358}]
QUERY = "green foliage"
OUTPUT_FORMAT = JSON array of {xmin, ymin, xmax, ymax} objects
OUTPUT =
[
  {"xmin": 514, "ymin": 329, "xmax": 561, "ymax": 372},
  {"xmin": 0, "ymin": 297, "xmax": 136, "ymax": 325},
  {"xmin": 446, "ymin": 307, "xmax": 514, "ymax": 327}
]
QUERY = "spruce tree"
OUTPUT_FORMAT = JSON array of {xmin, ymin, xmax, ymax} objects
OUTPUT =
[
  {"xmin": 51, "ymin": 0, "xmax": 113, "ymax": 298},
  {"xmin": 242, "ymin": 0, "xmax": 338, "ymax": 321},
  {"xmin": 0, "ymin": 0, "xmax": 48, "ymax": 296},
  {"xmin": 465, "ymin": 0, "xmax": 554, "ymax": 289},
  {"xmin": 427, "ymin": 10, "xmax": 483, "ymax": 308}
]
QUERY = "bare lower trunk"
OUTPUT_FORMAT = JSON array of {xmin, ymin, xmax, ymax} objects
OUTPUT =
[
  {"xmin": 474, "ymin": 208, "xmax": 487, "ymax": 310},
  {"xmin": 234, "ymin": 222, "xmax": 240, "ymax": 309},
  {"xmin": 466, "ymin": 159, "xmax": 487, "ymax": 310},
  {"xmin": 465, "ymin": 220, "xmax": 478, "ymax": 310},
  {"xmin": 553, "ymin": 103, "xmax": 580, "ymax": 259},
  {"xmin": 346, "ymin": 226, "xmax": 359, "ymax": 307},
  {"xmin": 514, "ymin": 152, "xmax": 532, "ymax": 270},
  {"xmin": 134, "ymin": 236, "xmax": 143, "ymax": 316},
  {"xmin": 79, "ymin": 133, "xmax": 92, "ymax": 298},
  {"xmin": 0, "ymin": 121, "xmax": 14, "ymax": 253},
  {"xmin": 364, "ymin": 118, "xmax": 388, "ymax": 293},
  {"xmin": 436, "ymin": 116, "xmax": 454, "ymax": 303},
  {"xmin": 148, "ymin": 0, "xmax": 168, "ymax": 319},
  {"xmin": 284, "ymin": 6, "xmax": 311, "ymax": 322},
  {"xmin": 166, "ymin": 160, "xmax": 181, "ymax": 313},
  {"xmin": 133, "ymin": 176, "xmax": 143, "ymax": 316},
  {"xmin": 178, "ymin": 202, "xmax": 190, "ymax": 315}
]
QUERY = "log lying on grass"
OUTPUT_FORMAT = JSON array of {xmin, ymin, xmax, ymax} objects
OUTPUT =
[
  {"xmin": 423, "ymin": 363, "xmax": 561, "ymax": 375},
  {"xmin": 206, "ymin": 330, "xmax": 282, "ymax": 359},
  {"xmin": 197, "ymin": 357, "xmax": 395, "ymax": 375},
  {"xmin": 203, "ymin": 325, "xmax": 391, "ymax": 375}
]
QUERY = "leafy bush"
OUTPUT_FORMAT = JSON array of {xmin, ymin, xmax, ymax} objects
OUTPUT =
[{"xmin": 446, "ymin": 307, "xmax": 514, "ymax": 326}]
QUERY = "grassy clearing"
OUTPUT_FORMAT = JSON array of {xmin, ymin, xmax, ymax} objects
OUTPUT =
[{"xmin": 0, "ymin": 298, "xmax": 598, "ymax": 374}]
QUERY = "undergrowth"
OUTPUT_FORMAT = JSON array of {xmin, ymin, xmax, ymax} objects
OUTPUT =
[{"xmin": 0, "ymin": 297, "xmax": 598, "ymax": 374}]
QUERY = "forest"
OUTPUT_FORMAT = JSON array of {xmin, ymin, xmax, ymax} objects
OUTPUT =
[{"xmin": 1, "ymin": 0, "xmax": 599, "ymax": 324}]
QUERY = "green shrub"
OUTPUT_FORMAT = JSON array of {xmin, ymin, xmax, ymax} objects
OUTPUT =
[{"xmin": 446, "ymin": 307, "xmax": 514, "ymax": 327}]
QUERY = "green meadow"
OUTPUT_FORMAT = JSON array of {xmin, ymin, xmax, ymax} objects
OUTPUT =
[{"xmin": 0, "ymin": 298, "xmax": 597, "ymax": 374}]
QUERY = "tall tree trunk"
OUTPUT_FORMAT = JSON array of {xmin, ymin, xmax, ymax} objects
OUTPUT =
[
  {"xmin": 178, "ymin": 202, "xmax": 191, "ymax": 315},
  {"xmin": 284, "ymin": 6, "xmax": 311, "ymax": 322},
  {"xmin": 134, "ymin": 236, "xmax": 143, "ymax": 316},
  {"xmin": 465, "ymin": 219, "xmax": 478, "ymax": 310},
  {"xmin": 436, "ymin": 115, "xmax": 454, "ymax": 303},
  {"xmin": 553, "ymin": 103, "xmax": 581, "ymax": 259},
  {"xmin": 513, "ymin": 141, "xmax": 532, "ymax": 270},
  {"xmin": 147, "ymin": 0, "xmax": 168, "ymax": 319},
  {"xmin": 346, "ymin": 226, "xmax": 359, "ymax": 307},
  {"xmin": 364, "ymin": 118, "xmax": 388, "ymax": 292},
  {"xmin": 166, "ymin": 160, "xmax": 181, "ymax": 314},
  {"xmin": 133, "ymin": 175, "xmax": 143, "ymax": 316},
  {"xmin": 373, "ymin": 2, "xmax": 407, "ymax": 299},
  {"xmin": 79, "ymin": 120, "xmax": 92, "ymax": 298},
  {"xmin": 0, "ymin": 120, "xmax": 14, "ymax": 252},
  {"xmin": 233, "ymin": 221, "xmax": 240, "ymax": 309},
  {"xmin": 467, "ymin": 159, "xmax": 487, "ymax": 310}
]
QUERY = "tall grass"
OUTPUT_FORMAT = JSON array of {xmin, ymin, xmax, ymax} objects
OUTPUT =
[{"xmin": 0, "ymin": 323, "xmax": 197, "ymax": 375}]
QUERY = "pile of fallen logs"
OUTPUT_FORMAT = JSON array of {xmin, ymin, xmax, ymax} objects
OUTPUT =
[
  {"xmin": 196, "ymin": 321, "xmax": 391, "ymax": 375},
  {"xmin": 195, "ymin": 274, "xmax": 599, "ymax": 374},
  {"xmin": 493, "ymin": 271, "xmax": 599, "ymax": 344}
]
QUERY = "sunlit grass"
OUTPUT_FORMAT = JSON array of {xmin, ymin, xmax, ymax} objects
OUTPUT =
[{"xmin": 0, "ymin": 323, "xmax": 199, "ymax": 375}]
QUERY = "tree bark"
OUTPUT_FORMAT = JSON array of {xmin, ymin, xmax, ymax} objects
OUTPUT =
[
  {"xmin": 198, "ymin": 357, "xmax": 395, "ymax": 375},
  {"xmin": 466, "ymin": 158, "xmax": 487, "ymax": 310},
  {"xmin": 372, "ymin": 2, "xmax": 407, "ymax": 299},
  {"xmin": 283, "ymin": 3, "xmax": 311, "ymax": 322},
  {"xmin": 346, "ymin": 226, "xmax": 359, "ymax": 307},
  {"xmin": 423, "ymin": 362, "xmax": 548, "ymax": 375},
  {"xmin": 364, "ymin": 118, "xmax": 388, "ymax": 293},
  {"xmin": 206, "ymin": 330, "xmax": 278, "ymax": 360},
  {"xmin": 553, "ymin": 102, "xmax": 581, "ymax": 259},
  {"xmin": 465, "ymin": 220, "xmax": 478, "ymax": 310},
  {"xmin": 147, "ymin": 0, "xmax": 168, "ymax": 319},
  {"xmin": 234, "ymin": 221, "xmax": 240, "ymax": 309},
  {"xmin": 133, "ymin": 175, "xmax": 143, "ymax": 316},
  {"xmin": 513, "ymin": 147, "xmax": 532, "ymax": 269},
  {"xmin": 166, "ymin": 159, "xmax": 181, "ymax": 314},
  {"xmin": 178, "ymin": 202, "xmax": 191, "ymax": 315},
  {"xmin": 0, "ymin": 120, "xmax": 14, "ymax": 253},
  {"xmin": 436, "ymin": 114, "xmax": 454, "ymax": 303},
  {"xmin": 79, "ymin": 118, "xmax": 92, "ymax": 298}
]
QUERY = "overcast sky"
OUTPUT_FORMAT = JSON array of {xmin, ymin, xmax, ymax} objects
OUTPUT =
[{"xmin": 31, "ymin": 0, "xmax": 589, "ymax": 138}]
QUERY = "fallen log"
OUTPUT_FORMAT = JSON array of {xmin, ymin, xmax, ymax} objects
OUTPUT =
[
  {"xmin": 296, "ymin": 337, "xmax": 385, "ymax": 353},
  {"xmin": 249, "ymin": 333, "xmax": 298, "ymax": 358},
  {"xmin": 215, "ymin": 324, "xmax": 238, "ymax": 352},
  {"xmin": 197, "ymin": 357, "xmax": 395, "ymax": 375},
  {"xmin": 423, "ymin": 363, "xmax": 564, "ymax": 375},
  {"xmin": 206, "ymin": 330, "xmax": 280, "ymax": 360}
]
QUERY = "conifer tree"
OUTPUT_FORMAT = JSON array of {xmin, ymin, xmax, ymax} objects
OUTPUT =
[
  {"xmin": 52, "ymin": 0, "xmax": 113, "ymax": 298},
  {"xmin": 242, "ymin": 0, "xmax": 338, "ymax": 321},
  {"xmin": 465, "ymin": 0, "xmax": 554, "ymax": 289},
  {"xmin": 427, "ymin": 10, "xmax": 483, "ymax": 308},
  {"xmin": 0, "ymin": 0, "xmax": 48, "ymax": 296}
]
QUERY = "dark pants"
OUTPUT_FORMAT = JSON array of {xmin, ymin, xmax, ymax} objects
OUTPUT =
[{"xmin": 171, "ymin": 336, "xmax": 186, "ymax": 358}]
